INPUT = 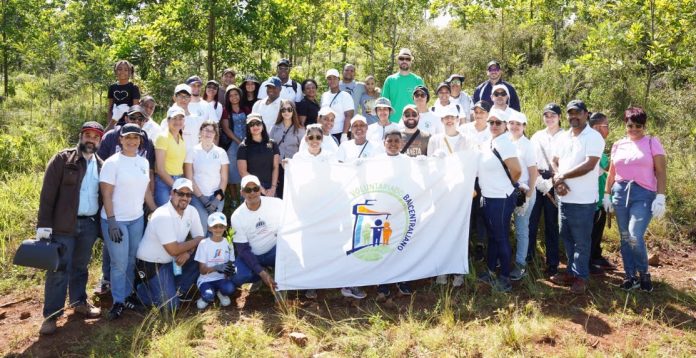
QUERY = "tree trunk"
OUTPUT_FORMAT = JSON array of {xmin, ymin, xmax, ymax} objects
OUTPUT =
[
  {"xmin": 500, "ymin": 7, "xmax": 505, "ymax": 62},
  {"xmin": 206, "ymin": 0, "xmax": 216, "ymax": 80},
  {"xmin": 341, "ymin": 10, "xmax": 349, "ymax": 63},
  {"xmin": 2, "ymin": 0, "xmax": 8, "ymax": 97}
]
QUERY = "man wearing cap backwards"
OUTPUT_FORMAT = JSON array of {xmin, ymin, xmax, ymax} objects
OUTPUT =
[
  {"xmin": 217, "ymin": 68, "xmax": 237, "ymax": 103},
  {"xmin": 472, "ymin": 61, "xmax": 520, "ymax": 112},
  {"xmin": 321, "ymin": 68, "xmax": 355, "ymax": 144},
  {"xmin": 252, "ymin": 76, "xmax": 283, "ymax": 131},
  {"xmin": 230, "ymin": 175, "xmax": 284, "ymax": 293},
  {"xmin": 549, "ymin": 100, "xmax": 605, "ymax": 294},
  {"xmin": 336, "ymin": 115, "xmax": 385, "ymax": 163},
  {"xmin": 400, "ymin": 105, "xmax": 431, "ymax": 157},
  {"xmin": 366, "ymin": 97, "xmax": 400, "ymax": 143},
  {"xmin": 528, "ymin": 103, "xmax": 565, "ymax": 276},
  {"xmin": 134, "ymin": 178, "xmax": 205, "ymax": 311},
  {"xmin": 447, "ymin": 74, "xmax": 473, "ymax": 122},
  {"xmin": 37, "ymin": 121, "xmax": 105, "ymax": 335},
  {"xmin": 298, "ymin": 107, "xmax": 341, "ymax": 154},
  {"xmin": 258, "ymin": 59, "xmax": 303, "ymax": 102},
  {"xmin": 405, "ymin": 85, "xmax": 443, "ymax": 135},
  {"xmin": 430, "ymin": 82, "xmax": 466, "ymax": 122},
  {"xmin": 339, "ymin": 64, "xmax": 366, "ymax": 113},
  {"xmin": 382, "ymin": 48, "xmax": 425, "ymax": 123},
  {"xmin": 185, "ymin": 75, "xmax": 208, "ymax": 118}
]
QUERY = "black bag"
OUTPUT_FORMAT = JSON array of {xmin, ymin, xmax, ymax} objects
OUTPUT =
[
  {"xmin": 13, "ymin": 236, "xmax": 65, "ymax": 271},
  {"xmin": 492, "ymin": 148, "xmax": 526, "ymax": 207}
]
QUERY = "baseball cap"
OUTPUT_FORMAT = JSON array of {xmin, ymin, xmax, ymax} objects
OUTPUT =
[
  {"xmin": 277, "ymin": 58, "xmax": 292, "ymax": 67},
  {"xmin": 127, "ymin": 105, "xmax": 147, "ymax": 117},
  {"xmin": 446, "ymin": 74, "xmax": 465, "ymax": 83},
  {"xmin": 81, "ymin": 121, "xmax": 104, "ymax": 137},
  {"xmin": 186, "ymin": 75, "xmax": 203, "ymax": 85},
  {"xmin": 222, "ymin": 68, "xmax": 236, "ymax": 76},
  {"xmin": 509, "ymin": 112, "xmax": 528, "ymax": 124},
  {"xmin": 206, "ymin": 79, "xmax": 220, "ymax": 88},
  {"xmin": 241, "ymin": 175, "xmax": 261, "ymax": 188},
  {"xmin": 350, "ymin": 115, "xmax": 367, "ymax": 126},
  {"xmin": 246, "ymin": 113, "xmax": 263, "ymax": 124},
  {"xmin": 374, "ymin": 97, "xmax": 394, "ymax": 113},
  {"xmin": 265, "ymin": 76, "xmax": 282, "ymax": 88},
  {"xmin": 473, "ymin": 100, "xmax": 492, "ymax": 113},
  {"xmin": 543, "ymin": 103, "xmax": 562, "ymax": 115},
  {"xmin": 491, "ymin": 84, "xmax": 509, "ymax": 96},
  {"xmin": 120, "ymin": 123, "xmax": 144, "ymax": 136},
  {"xmin": 172, "ymin": 177, "xmax": 193, "ymax": 191},
  {"xmin": 402, "ymin": 104, "xmax": 418, "ymax": 115},
  {"xmin": 488, "ymin": 108, "xmax": 511, "ymax": 122},
  {"xmin": 566, "ymin": 99, "xmax": 588, "ymax": 112},
  {"xmin": 174, "ymin": 83, "xmax": 192, "ymax": 95},
  {"xmin": 413, "ymin": 85, "xmax": 430, "ymax": 100},
  {"xmin": 325, "ymin": 69, "xmax": 340, "ymax": 78},
  {"xmin": 242, "ymin": 74, "xmax": 260, "ymax": 84},
  {"xmin": 398, "ymin": 48, "xmax": 413, "ymax": 58},
  {"xmin": 437, "ymin": 106, "xmax": 459, "ymax": 118},
  {"xmin": 487, "ymin": 60, "xmax": 501, "ymax": 70},
  {"xmin": 435, "ymin": 82, "xmax": 451, "ymax": 93},
  {"xmin": 167, "ymin": 106, "xmax": 186, "ymax": 118},
  {"xmin": 207, "ymin": 212, "xmax": 227, "ymax": 227},
  {"xmin": 318, "ymin": 107, "xmax": 336, "ymax": 117}
]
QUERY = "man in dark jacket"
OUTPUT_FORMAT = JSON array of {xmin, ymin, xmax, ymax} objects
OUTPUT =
[
  {"xmin": 472, "ymin": 61, "xmax": 521, "ymax": 112},
  {"xmin": 37, "ymin": 121, "xmax": 105, "ymax": 335}
]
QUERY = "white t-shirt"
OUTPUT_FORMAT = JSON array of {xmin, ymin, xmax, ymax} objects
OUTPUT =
[
  {"xmin": 336, "ymin": 139, "xmax": 385, "ymax": 162},
  {"xmin": 321, "ymin": 90, "xmax": 355, "ymax": 134},
  {"xmin": 187, "ymin": 100, "xmax": 208, "ymax": 118},
  {"xmin": 258, "ymin": 78, "xmax": 303, "ymax": 102},
  {"xmin": 184, "ymin": 144, "xmax": 230, "ymax": 196},
  {"xmin": 292, "ymin": 149, "xmax": 337, "ymax": 162},
  {"xmin": 252, "ymin": 97, "xmax": 281, "ymax": 132},
  {"xmin": 203, "ymin": 101, "xmax": 224, "ymax": 123},
  {"xmin": 554, "ymin": 125, "xmax": 605, "ymax": 204},
  {"xmin": 427, "ymin": 132, "xmax": 471, "ymax": 157},
  {"xmin": 195, "ymin": 238, "xmax": 234, "ymax": 286},
  {"xmin": 298, "ymin": 134, "xmax": 339, "ymax": 155},
  {"xmin": 431, "ymin": 102, "xmax": 465, "ymax": 120},
  {"xmin": 530, "ymin": 128, "xmax": 565, "ymax": 172},
  {"xmin": 137, "ymin": 201, "xmax": 204, "ymax": 263},
  {"xmin": 511, "ymin": 136, "xmax": 537, "ymax": 186},
  {"xmin": 450, "ymin": 93, "xmax": 472, "ymax": 120},
  {"xmin": 398, "ymin": 111, "xmax": 443, "ymax": 135},
  {"xmin": 459, "ymin": 122, "xmax": 491, "ymax": 149},
  {"xmin": 142, "ymin": 120, "xmax": 162, "ymax": 141},
  {"xmin": 478, "ymin": 133, "xmax": 518, "ymax": 198},
  {"xmin": 99, "ymin": 153, "xmax": 150, "ymax": 221},
  {"xmin": 231, "ymin": 196, "xmax": 284, "ymax": 256},
  {"xmin": 366, "ymin": 122, "xmax": 400, "ymax": 143}
]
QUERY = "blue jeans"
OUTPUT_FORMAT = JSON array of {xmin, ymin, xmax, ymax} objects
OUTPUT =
[
  {"xmin": 100, "ymin": 237, "xmax": 111, "ymax": 282},
  {"xmin": 232, "ymin": 246, "xmax": 276, "ymax": 286},
  {"xmin": 612, "ymin": 181, "xmax": 655, "ymax": 278},
  {"xmin": 43, "ymin": 217, "xmax": 98, "ymax": 319},
  {"xmin": 155, "ymin": 174, "xmax": 182, "ymax": 207},
  {"xmin": 514, "ymin": 193, "xmax": 537, "ymax": 265},
  {"xmin": 528, "ymin": 188, "xmax": 560, "ymax": 268},
  {"xmin": 559, "ymin": 202, "xmax": 596, "ymax": 279},
  {"xmin": 101, "ymin": 216, "xmax": 144, "ymax": 303},
  {"xmin": 227, "ymin": 142, "xmax": 242, "ymax": 184},
  {"xmin": 482, "ymin": 195, "xmax": 516, "ymax": 277},
  {"xmin": 135, "ymin": 255, "xmax": 200, "ymax": 311},
  {"xmin": 199, "ymin": 279, "xmax": 235, "ymax": 302},
  {"xmin": 189, "ymin": 195, "xmax": 225, "ymax": 233}
]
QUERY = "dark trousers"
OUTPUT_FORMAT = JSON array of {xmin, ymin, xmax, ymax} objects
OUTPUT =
[
  {"xmin": 590, "ymin": 207, "xmax": 607, "ymax": 260},
  {"xmin": 527, "ymin": 189, "xmax": 560, "ymax": 268}
]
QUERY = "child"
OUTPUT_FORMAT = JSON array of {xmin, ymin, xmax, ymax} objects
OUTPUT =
[
  {"xmin": 107, "ymin": 60, "xmax": 141, "ymax": 131},
  {"xmin": 194, "ymin": 212, "xmax": 236, "ymax": 310}
]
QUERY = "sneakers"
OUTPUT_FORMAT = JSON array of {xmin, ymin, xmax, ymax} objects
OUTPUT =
[
  {"xmin": 93, "ymin": 279, "xmax": 111, "ymax": 295},
  {"xmin": 477, "ymin": 270, "xmax": 496, "ymax": 286},
  {"xmin": 39, "ymin": 319, "xmax": 57, "ymax": 335},
  {"xmin": 341, "ymin": 287, "xmax": 367, "ymax": 299},
  {"xmin": 376, "ymin": 285, "xmax": 391, "ymax": 301},
  {"xmin": 639, "ymin": 273, "xmax": 653, "ymax": 292},
  {"xmin": 107, "ymin": 302, "xmax": 125, "ymax": 320},
  {"xmin": 396, "ymin": 282, "xmax": 413, "ymax": 296},
  {"xmin": 452, "ymin": 274, "xmax": 465, "ymax": 287},
  {"xmin": 473, "ymin": 245, "xmax": 485, "ymax": 262},
  {"xmin": 196, "ymin": 298, "xmax": 209, "ymax": 310},
  {"xmin": 304, "ymin": 289, "xmax": 317, "ymax": 299},
  {"xmin": 73, "ymin": 302, "xmax": 101, "ymax": 318},
  {"xmin": 620, "ymin": 277, "xmax": 640, "ymax": 291},
  {"xmin": 177, "ymin": 289, "xmax": 196, "ymax": 302},
  {"xmin": 570, "ymin": 278, "xmax": 587, "ymax": 294},
  {"xmin": 510, "ymin": 264, "xmax": 527, "ymax": 281},
  {"xmin": 217, "ymin": 292, "xmax": 232, "ymax": 306},
  {"xmin": 493, "ymin": 276, "xmax": 512, "ymax": 293},
  {"xmin": 435, "ymin": 275, "xmax": 448, "ymax": 285},
  {"xmin": 549, "ymin": 272, "xmax": 575, "ymax": 286},
  {"xmin": 123, "ymin": 294, "xmax": 146, "ymax": 314},
  {"xmin": 591, "ymin": 257, "xmax": 616, "ymax": 270}
]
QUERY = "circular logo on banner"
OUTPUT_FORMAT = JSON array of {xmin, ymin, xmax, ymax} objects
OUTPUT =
[{"xmin": 346, "ymin": 183, "xmax": 417, "ymax": 261}]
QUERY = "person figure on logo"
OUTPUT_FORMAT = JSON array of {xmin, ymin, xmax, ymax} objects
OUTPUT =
[{"xmin": 371, "ymin": 219, "xmax": 384, "ymax": 246}]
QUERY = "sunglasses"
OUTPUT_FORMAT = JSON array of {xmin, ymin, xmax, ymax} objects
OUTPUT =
[
  {"xmin": 492, "ymin": 91, "xmax": 507, "ymax": 97},
  {"xmin": 307, "ymin": 135, "xmax": 322, "ymax": 141},
  {"xmin": 242, "ymin": 186, "xmax": 261, "ymax": 193},
  {"xmin": 450, "ymin": 79, "xmax": 462, "ymax": 86},
  {"xmin": 280, "ymin": 107, "xmax": 293, "ymax": 113},
  {"xmin": 248, "ymin": 121, "xmax": 263, "ymax": 127},
  {"xmin": 626, "ymin": 123, "xmax": 644, "ymax": 129},
  {"xmin": 487, "ymin": 120, "xmax": 504, "ymax": 126},
  {"xmin": 404, "ymin": 112, "xmax": 418, "ymax": 118},
  {"xmin": 413, "ymin": 92, "xmax": 427, "ymax": 98},
  {"xmin": 398, "ymin": 57, "xmax": 412, "ymax": 62},
  {"xmin": 128, "ymin": 114, "xmax": 145, "ymax": 122},
  {"xmin": 174, "ymin": 190, "xmax": 193, "ymax": 198},
  {"xmin": 488, "ymin": 67, "xmax": 501, "ymax": 72}
]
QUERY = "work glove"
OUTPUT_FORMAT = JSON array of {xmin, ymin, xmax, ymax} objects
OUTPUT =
[
  {"xmin": 436, "ymin": 151, "xmax": 447, "ymax": 159},
  {"xmin": 204, "ymin": 198, "xmax": 218, "ymax": 214},
  {"xmin": 515, "ymin": 200, "xmax": 530, "ymax": 216},
  {"xmin": 36, "ymin": 228, "xmax": 52, "ymax": 240},
  {"xmin": 354, "ymin": 158, "xmax": 364, "ymax": 166},
  {"xmin": 602, "ymin": 194, "xmax": 613, "ymax": 213},
  {"xmin": 107, "ymin": 217, "xmax": 122, "ymax": 243},
  {"xmin": 651, "ymin": 194, "xmax": 666, "ymax": 219},
  {"xmin": 535, "ymin": 176, "xmax": 553, "ymax": 195},
  {"xmin": 340, "ymin": 133, "xmax": 349, "ymax": 143},
  {"xmin": 415, "ymin": 155, "xmax": 428, "ymax": 162},
  {"xmin": 518, "ymin": 182, "xmax": 530, "ymax": 193},
  {"xmin": 223, "ymin": 261, "xmax": 236, "ymax": 276},
  {"xmin": 198, "ymin": 195, "xmax": 211, "ymax": 206}
]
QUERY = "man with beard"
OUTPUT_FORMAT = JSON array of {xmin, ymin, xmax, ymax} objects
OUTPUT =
[
  {"xmin": 400, "ymin": 104, "xmax": 431, "ymax": 157},
  {"xmin": 339, "ymin": 64, "xmax": 366, "ymax": 113},
  {"xmin": 472, "ymin": 61, "xmax": 520, "ymax": 111},
  {"xmin": 382, "ymin": 48, "xmax": 425, "ymax": 123},
  {"xmin": 185, "ymin": 75, "xmax": 208, "ymax": 118},
  {"xmin": 38, "ymin": 121, "xmax": 105, "ymax": 335}
]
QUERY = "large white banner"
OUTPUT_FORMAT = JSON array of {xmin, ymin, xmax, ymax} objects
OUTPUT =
[{"xmin": 275, "ymin": 151, "xmax": 480, "ymax": 290}]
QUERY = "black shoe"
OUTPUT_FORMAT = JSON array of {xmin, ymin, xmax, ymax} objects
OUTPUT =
[
  {"xmin": 639, "ymin": 273, "xmax": 653, "ymax": 292},
  {"xmin": 591, "ymin": 257, "xmax": 616, "ymax": 270},
  {"xmin": 620, "ymin": 277, "xmax": 639, "ymax": 291},
  {"xmin": 107, "ymin": 302, "xmax": 125, "ymax": 320},
  {"xmin": 590, "ymin": 265, "xmax": 605, "ymax": 275},
  {"xmin": 544, "ymin": 265, "xmax": 559, "ymax": 277},
  {"xmin": 396, "ymin": 282, "xmax": 413, "ymax": 296},
  {"xmin": 124, "ymin": 294, "xmax": 146, "ymax": 313},
  {"xmin": 473, "ymin": 245, "xmax": 485, "ymax": 262}
]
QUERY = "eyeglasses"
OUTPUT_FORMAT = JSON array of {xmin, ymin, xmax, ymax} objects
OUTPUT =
[
  {"xmin": 488, "ymin": 67, "xmax": 501, "ymax": 72},
  {"xmin": 176, "ymin": 94, "xmax": 191, "ymax": 100},
  {"xmin": 398, "ymin": 57, "xmax": 412, "ymax": 62},
  {"xmin": 174, "ymin": 190, "xmax": 193, "ymax": 198},
  {"xmin": 201, "ymin": 128, "xmax": 217, "ymax": 134},
  {"xmin": 626, "ymin": 123, "xmax": 644, "ymax": 129},
  {"xmin": 242, "ymin": 186, "xmax": 261, "ymax": 193},
  {"xmin": 492, "ymin": 91, "xmax": 507, "ymax": 97},
  {"xmin": 450, "ymin": 79, "xmax": 462, "ymax": 86},
  {"xmin": 487, "ymin": 120, "xmax": 504, "ymax": 126},
  {"xmin": 280, "ymin": 107, "xmax": 293, "ymax": 113},
  {"xmin": 413, "ymin": 92, "xmax": 426, "ymax": 98},
  {"xmin": 277, "ymin": 65, "xmax": 290, "ymax": 70},
  {"xmin": 248, "ymin": 121, "xmax": 263, "ymax": 127},
  {"xmin": 306, "ymin": 135, "xmax": 322, "ymax": 141},
  {"xmin": 404, "ymin": 112, "xmax": 418, "ymax": 118}
]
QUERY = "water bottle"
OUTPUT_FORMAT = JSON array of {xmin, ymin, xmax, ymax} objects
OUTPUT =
[{"xmin": 172, "ymin": 262, "xmax": 182, "ymax": 276}]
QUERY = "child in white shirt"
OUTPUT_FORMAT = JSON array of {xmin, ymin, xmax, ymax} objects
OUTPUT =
[{"xmin": 194, "ymin": 212, "xmax": 235, "ymax": 310}]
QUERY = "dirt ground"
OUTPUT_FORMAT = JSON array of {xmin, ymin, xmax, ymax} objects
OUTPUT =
[{"xmin": 1, "ymin": 246, "xmax": 695, "ymax": 357}]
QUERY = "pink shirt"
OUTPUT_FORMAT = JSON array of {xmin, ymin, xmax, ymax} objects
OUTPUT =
[{"xmin": 611, "ymin": 136, "xmax": 665, "ymax": 192}]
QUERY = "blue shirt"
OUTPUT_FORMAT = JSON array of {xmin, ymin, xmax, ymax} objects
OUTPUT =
[{"xmin": 77, "ymin": 156, "xmax": 99, "ymax": 216}]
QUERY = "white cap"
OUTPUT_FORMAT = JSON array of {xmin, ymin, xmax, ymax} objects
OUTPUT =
[
  {"xmin": 318, "ymin": 106, "xmax": 336, "ymax": 117},
  {"xmin": 172, "ymin": 178, "xmax": 193, "ymax": 191},
  {"xmin": 174, "ymin": 83, "xmax": 192, "ymax": 95},
  {"xmin": 508, "ymin": 112, "xmax": 527, "ymax": 124},
  {"xmin": 437, "ymin": 106, "xmax": 459, "ymax": 118},
  {"xmin": 241, "ymin": 175, "xmax": 261, "ymax": 188},
  {"xmin": 488, "ymin": 108, "xmax": 511, "ymax": 122},
  {"xmin": 491, "ymin": 84, "xmax": 509, "ymax": 96},
  {"xmin": 207, "ymin": 212, "xmax": 227, "ymax": 227},
  {"xmin": 402, "ymin": 104, "xmax": 418, "ymax": 115},
  {"xmin": 350, "ymin": 115, "xmax": 367, "ymax": 126},
  {"xmin": 167, "ymin": 106, "xmax": 186, "ymax": 118},
  {"xmin": 325, "ymin": 69, "xmax": 340, "ymax": 78}
]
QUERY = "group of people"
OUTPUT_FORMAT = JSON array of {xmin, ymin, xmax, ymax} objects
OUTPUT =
[{"xmin": 34, "ymin": 49, "xmax": 667, "ymax": 336}]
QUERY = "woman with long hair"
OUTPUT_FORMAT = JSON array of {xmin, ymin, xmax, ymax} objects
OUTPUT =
[
  {"xmin": 269, "ymin": 99, "xmax": 305, "ymax": 198},
  {"xmin": 240, "ymin": 75, "xmax": 260, "ymax": 114},
  {"xmin": 237, "ymin": 113, "xmax": 280, "ymax": 197}
]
